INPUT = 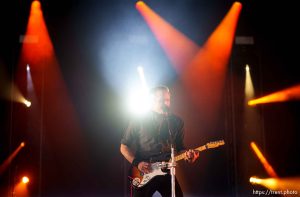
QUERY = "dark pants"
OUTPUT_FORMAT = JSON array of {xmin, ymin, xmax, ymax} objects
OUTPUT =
[{"xmin": 133, "ymin": 174, "xmax": 183, "ymax": 197}]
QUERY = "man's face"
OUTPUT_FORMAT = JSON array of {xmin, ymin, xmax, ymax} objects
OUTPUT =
[{"xmin": 154, "ymin": 90, "xmax": 171, "ymax": 108}]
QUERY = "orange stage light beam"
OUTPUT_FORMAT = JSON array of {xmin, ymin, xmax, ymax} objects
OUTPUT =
[
  {"xmin": 14, "ymin": 178, "xmax": 30, "ymax": 197},
  {"xmin": 250, "ymin": 142, "xmax": 278, "ymax": 178},
  {"xmin": 16, "ymin": 0, "xmax": 55, "ymax": 102},
  {"xmin": 136, "ymin": 1, "xmax": 199, "ymax": 71},
  {"xmin": 250, "ymin": 176, "xmax": 300, "ymax": 192},
  {"xmin": 0, "ymin": 142, "xmax": 25, "ymax": 175},
  {"xmin": 182, "ymin": 2, "xmax": 242, "ymax": 126},
  {"xmin": 248, "ymin": 84, "xmax": 300, "ymax": 106},
  {"xmin": 136, "ymin": 1, "xmax": 242, "ymax": 130},
  {"xmin": 15, "ymin": 1, "xmax": 91, "ymax": 187},
  {"xmin": 20, "ymin": 0, "xmax": 54, "ymax": 70}
]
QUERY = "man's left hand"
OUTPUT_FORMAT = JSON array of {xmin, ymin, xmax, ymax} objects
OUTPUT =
[{"xmin": 184, "ymin": 149, "xmax": 199, "ymax": 163}]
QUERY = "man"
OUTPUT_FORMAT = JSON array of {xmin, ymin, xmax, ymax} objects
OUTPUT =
[{"xmin": 120, "ymin": 85, "xmax": 199, "ymax": 197}]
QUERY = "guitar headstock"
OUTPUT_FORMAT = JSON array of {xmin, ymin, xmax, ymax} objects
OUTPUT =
[{"xmin": 206, "ymin": 140, "xmax": 225, "ymax": 148}]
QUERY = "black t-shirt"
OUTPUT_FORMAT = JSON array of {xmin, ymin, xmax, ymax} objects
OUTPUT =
[{"xmin": 121, "ymin": 111, "xmax": 185, "ymax": 162}]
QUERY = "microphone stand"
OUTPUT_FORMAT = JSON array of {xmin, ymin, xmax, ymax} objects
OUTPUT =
[
  {"xmin": 164, "ymin": 109, "xmax": 176, "ymax": 197},
  {"xmin": 170, "ymin": 144, "xmax": 176, "ymax": 197}
]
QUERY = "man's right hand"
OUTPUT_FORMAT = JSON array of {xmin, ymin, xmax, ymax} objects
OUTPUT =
[{"xmin": 137, "ymin": 161, "xmax": 152, "ymax": 174}]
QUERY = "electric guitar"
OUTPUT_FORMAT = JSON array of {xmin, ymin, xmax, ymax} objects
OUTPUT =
[{"xmin": 129, "ymin": 140, "xmax": 225, "ymax": 188}]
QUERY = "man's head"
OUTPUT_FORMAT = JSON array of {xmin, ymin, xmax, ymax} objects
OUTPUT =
[{"xmin": 149, "ymin": 85, "xmax": 171, "ymax": 113}]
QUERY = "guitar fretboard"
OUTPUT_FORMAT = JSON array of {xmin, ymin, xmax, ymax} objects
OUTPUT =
[
  {"xmin": 171, "ymin": 140, "xmax": 225, "ymax": 162},
  {"xmin": 174, "ymin": 145, "xmax": 207, "ymax": 162}
]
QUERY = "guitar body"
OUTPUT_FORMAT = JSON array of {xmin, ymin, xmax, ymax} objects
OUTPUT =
[
  {"xmin": 130, "ymin": 162, "xmax": 168, "ymax": 188},
  {"xmin": 128, "ymin": 140, "xmax": 225, "ymax": 188}
]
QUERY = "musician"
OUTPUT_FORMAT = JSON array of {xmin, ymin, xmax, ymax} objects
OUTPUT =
[{"xmin": 120, "ymin": 85, "xmax": 199, "ymax": 197}]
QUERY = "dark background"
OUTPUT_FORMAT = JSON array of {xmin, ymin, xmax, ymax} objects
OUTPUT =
[{"xmin": 1, "ymin": 0, "xmax": 299, "ymax": 196}]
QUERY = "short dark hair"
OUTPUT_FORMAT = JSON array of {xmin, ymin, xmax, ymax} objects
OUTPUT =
[{"xmin": 149, "ymin": 85, "xmax": 170, "ymax": 95}]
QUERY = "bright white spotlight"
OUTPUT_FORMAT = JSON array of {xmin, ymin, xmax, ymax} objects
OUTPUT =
[
  {"xmin": 250, "ymin": 176, "xmax": 262, "ymax": 184},
  {"xmin": 24, "ymin": 100, "xmax": 31, "ymax": 108},
  {"xmin": 249, "ymin": 176, "xmax": 280, "ymax": 190},
  {"xmin": 26, "ymin": 64, "xmax": 34, "ymax": 92},
  {"xmin": 127, "ymin": 89, "xmax": 151, "ymax": 115},
  {"xmin": 245, "ymin": 64, "xmax": 254, "ymax": 99},
  {"xmin": 245, "ymin": 64, "xmax": 250, "ymax": 72},
  {"xmin": 137, "ymin": 66, "xmax": 149, "ymax": 93},
  {"xmin": 137, "ymin": 66, "xmax": 143, "ymax": 72},
  {"xmin": 125, "ymin": 66, "xmax": 151, "ymax": 115},
  {"xmin": 26, "ymin": 64, "xmax": 30, "ymax": 72},
  {"xmin": 22, "ymin": 176, "xmax": 29, "ymax": 184}
]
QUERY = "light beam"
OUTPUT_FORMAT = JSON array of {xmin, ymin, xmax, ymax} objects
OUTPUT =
[
  {"xmin": 250, "ymin": 142, "xmax": 278, "ymax": 178},
  {"xmin": 248, "ymin": 84, "xmax": 300, "ymax": 106},
  {"xmin": 0, "ymin": 142, "xmax": 26, "ymax": 175},
  {"xmin": 245, "ymin": 64, "xmax": 255, "ymax": 100}
]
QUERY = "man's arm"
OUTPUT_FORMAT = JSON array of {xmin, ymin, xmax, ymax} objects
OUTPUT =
[
  {"xmin": 120, "ymin": 144, "xmax": 135, "ymax": 164},
  {"xmin": 120, "ymin": 144, "xmax": 152, "ymax": 173}
]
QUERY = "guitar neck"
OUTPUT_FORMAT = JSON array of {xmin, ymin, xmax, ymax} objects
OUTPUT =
[{"xmin": 174, "ymin": 145, "xmax": 207, "ymax": 162}]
